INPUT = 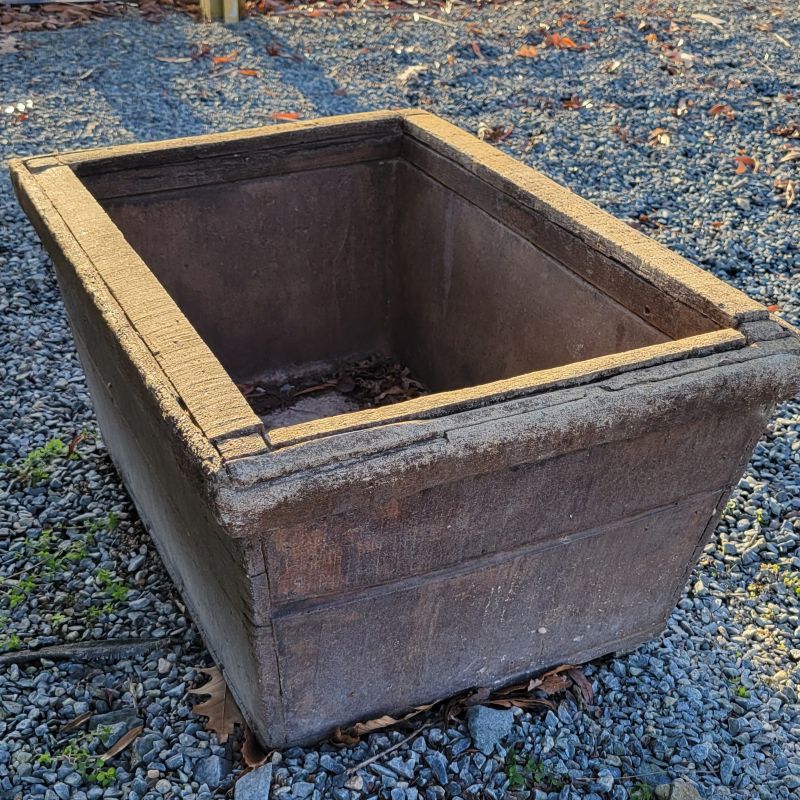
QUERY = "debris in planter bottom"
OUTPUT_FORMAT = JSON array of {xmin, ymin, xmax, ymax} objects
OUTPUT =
[{"xmin": 237, "ymin": 353, "xmax": 428, "ymax": 429}]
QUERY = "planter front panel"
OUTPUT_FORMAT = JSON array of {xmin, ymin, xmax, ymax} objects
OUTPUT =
[{"xmin": 11, "ymin": 110, "xmax": 800, "ymax": 748}]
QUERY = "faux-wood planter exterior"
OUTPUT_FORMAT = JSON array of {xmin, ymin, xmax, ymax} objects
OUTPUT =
[{"xmin": 11, "ymin": 111, "xmax": 800, "ymax": 748}]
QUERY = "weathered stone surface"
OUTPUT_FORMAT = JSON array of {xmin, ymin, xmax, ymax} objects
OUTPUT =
[{"xmin": 11, "ymin": 110, "xmax": 800, "ymax": 749}]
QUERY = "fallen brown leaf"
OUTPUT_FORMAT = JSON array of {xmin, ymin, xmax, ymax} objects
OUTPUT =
[
  {"xmin": 734, "ymin": 155, "xmax": 758, "ymax": 174},
  {"xmin": 333, "ymin": 703, "xmax": 434, "ymax": 743},
  {"xmin": 771, "ymin": 123, "xmax": 799, "ymax": 138},
  {"xmin": 767, "ymin": 304, "xmax": 781, "ymax": 312},
  {"xmin": 239, "ymin": 68, "xmax": 259, "ymax": 77},
  {"xmin": 241, "ymin": 726, "xmax": 269, "ymax": 768},
  {"xmin": 490, "ymin": 697, "xmax": 557, "ymax": 710},
  {"xmin": 690, "ymin": 12, "xmax": 725, "ymax": 29},
  {"xmin": 189, "ymin": 666, "xmax": 244, "ymax": 744},
  {"xmin": 61, "ymin": 710, "xmax": 92, "ymax": 733},
  {"xmin": 708, "ymin": 103, "xmax": 735, "ymax": 120},
  {"xmin": 567, "ymin": 667, "xmax": 595, "ymax": 705},
  {"xmin": 516, "ymin": 44, "xmax": 538, "ymax": 58},
  {"xmin": 562, "ymin": 96, "xmax": 582, "ymax": 110},
  {"xmin": 99, "ymin": 724, "xmax": 143, "ymax": 763},
  {"xmin": 786, "ymin": 180, "xmax": 796, "ymax": 209},
  {"xmin": 212, "ymin": 50, "xmax": 239, "ymax": 65},
  {"xmin": 470, "ymin": 41, "xmax": 483, "ymax": 59},
  {"xmin": 544, "ymin": 32, "xmax": 578, "ymax": 49},
  {"xmin": 648, "ymin": 127, "xmax": 671, "ymax": 146},
  {"xmin": 67, "ymin": 432, "xmax": 85, "ymax": 458},
  {"xmin": 779, "ymin": 149, "xmax": 800, "ymax": 163},
  {"xmin": 272, "ymin": 111, "xmax": 300, "ymax": 121}
]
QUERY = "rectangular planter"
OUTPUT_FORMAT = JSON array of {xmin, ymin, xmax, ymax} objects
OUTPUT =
[{"xmin": 11, "ymin": 110, "xmax": 800, "ymax": 748}]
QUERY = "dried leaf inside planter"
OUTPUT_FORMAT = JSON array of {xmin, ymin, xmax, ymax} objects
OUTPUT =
[{"xmin": 189, "ymin": 667, "xmax": 244, "ymax": 743}]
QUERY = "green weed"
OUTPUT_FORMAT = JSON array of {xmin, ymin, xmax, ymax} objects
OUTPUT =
[
  {"xmin": 4, "ymin": 438, "xmax": 68, "ymax": 486},
  {"xmin": 631, "ymin": 782, "xmax": 655, "ymax": 800}
]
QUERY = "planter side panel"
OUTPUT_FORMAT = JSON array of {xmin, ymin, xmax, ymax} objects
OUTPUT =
[
  {"xmin": 273, "ymin": 492, "xmax": 720, "ymax": 743},
  {"xmin": 266, "ymin": 398, "xmax": 773, "ymax": 743},
  {"xmin": 264, "ymin": 408, "xmax": 760, "ymax": 603}
]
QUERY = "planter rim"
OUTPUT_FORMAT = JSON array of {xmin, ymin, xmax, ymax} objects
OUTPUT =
[{"xmin": 10, "ymin": 110, "xmax": 796, "ymax": 484}]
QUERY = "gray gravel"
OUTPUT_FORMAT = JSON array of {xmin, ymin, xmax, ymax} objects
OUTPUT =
[{"xmin": 2, "ymin": 1, "xmax": 800, "ymax": 798}]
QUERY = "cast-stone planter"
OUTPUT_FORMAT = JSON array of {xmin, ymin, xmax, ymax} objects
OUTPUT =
[{"xmin": 11, "ymin": 110, "xmax": 800, "ymax": 748}]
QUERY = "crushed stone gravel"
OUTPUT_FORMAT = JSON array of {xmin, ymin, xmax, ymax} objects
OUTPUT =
[{"xmin": 1, "ymin": 2, "xmax": 799, "ymax": 799}]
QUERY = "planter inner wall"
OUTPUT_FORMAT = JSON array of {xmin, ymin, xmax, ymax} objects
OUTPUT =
[{"xmin": 91, "ymin": 144, "xmax": 718, "ymax": 405}]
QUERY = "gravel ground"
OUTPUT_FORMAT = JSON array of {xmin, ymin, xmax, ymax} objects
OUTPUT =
[{"xmin": 1, "ymin": 1, "xmax": 800, "ymax": 799}]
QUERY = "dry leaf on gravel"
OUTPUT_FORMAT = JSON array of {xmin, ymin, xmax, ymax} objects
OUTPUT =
[
  {"xmin": 60, "ymin": 710, "xmax": 92, "ymax": 733},
  {"xmin": 690, "ymin": 12, "xmax": 725, "ymax": 29},
  {"xmin": 155, "ymin": 55, "xmax": 192, "ymax": 63},
  {"xmin": 333, "ymin": 703, "xmax": 434, "ymax": 744},
  {"xmin": 779, "ymin": 149, "xmax": 800, "ymax": 163},
  {"xmin": 771, "ymin": 123, "xmax": 799, "ymax": 138},
  {"xmin": 331, "ymin": 663, "xmax": 594, "ymax": 744},
  {"xmin": 785, "ymin": 180, "xmax": 796, "ymax": 209},
  {"xmin": 477, "ymin": 122, "xmax": 513, "ymax": 142},
  {"xmin": 648, "ymin": 128, "xmax": 671, "ymax": 146},
  {"xmin": 213, "ymin": 50, "xmax": 239, "ymax": 64},
  {"xmin": 99, "ymin": 724, "xmax": 143, "ymax": 763},
  {"xmin": 189, "ymin": 666, "xmax": 244, "ymax": 744},
  {"xmin": 516, "ymin": 45, "xmax": 538, "ymax": 58},
  {"xmin": 567, "ymin": 668, "xmax": 595, "ymax": 705},
  {"xmin": 708, "ymin": 103, "xmax": 734, "ymax": 120},
  {"xmin": 241, "ymin": 726, "xmax": 270, "ymax": 768},
  {"xmin": 544, "ymin": 32, "xmax": 578, "ymax": 49},
  {"xmin": 734, "ymin": 155, "xmax": 758, "ymax": 174},
  {"xmin": 272, "ymin": 111, "xmax": 300, "ymax": 121}
]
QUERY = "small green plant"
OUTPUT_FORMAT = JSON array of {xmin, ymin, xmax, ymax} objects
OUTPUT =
[
  {"xmin": 0, "ymin": 633, "xmax": 22, "ymax": 651},
  {"xmin": 60, "ymin": 743, "xmax": 117, "ymax": 786},
  {"xmin": 729, "ymin": 680, "xmax": 749, "ymax": 698},
  {"xmin": 505, "ymin": 751, "xmax": 528, "ymax": 790},
  {"xmin": 756, "ymin": 509, "xmax": 766, "ymax": 525},
  {"xmin": 631, "ymin": 781, "xmax": 655, "ymax": 800},
  {"xmin": 85, "ymin": 512, "xmax": 120, "ymax": 536},
  {"xmin": 6, "ymin": 576, "xmax": 36, "ymax": 609},
  {"xmin": 36, "ymin": 753, "xmax": 54, "ymax": 767},
  {"xmin": 505, "ymin": 753, "xmax": 563, "ymax": 791},
  {"xmin": 5, "ymin": 438, "xmax": 68, "ymax": 486},
  {"xmin": 782, "ymin": 570, "xmax": 800, "ymax": 598},
  {"xmin": 95, "ymin": 568, "xmax": 129, "ymax": 603}
]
